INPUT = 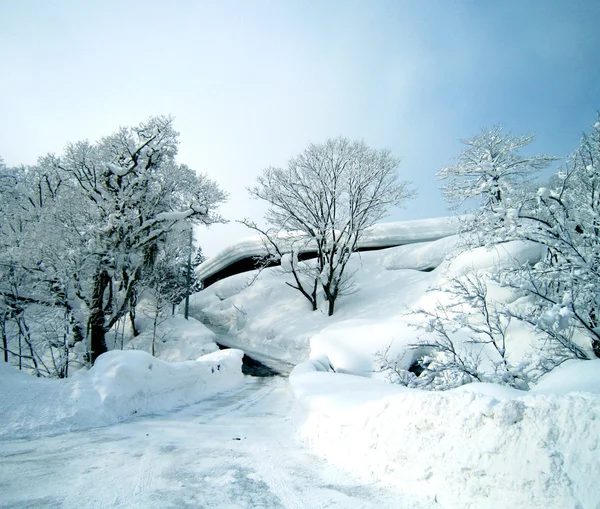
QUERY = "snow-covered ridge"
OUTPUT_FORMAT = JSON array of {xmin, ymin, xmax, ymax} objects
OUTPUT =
[{"xmin": 196, "ymin": 217, "xmax": 457, "ymax": 284}]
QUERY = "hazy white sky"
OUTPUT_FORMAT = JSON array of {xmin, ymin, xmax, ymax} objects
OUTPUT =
[{"xmin": 1, "ymin": 0, "xmax": 599, "ymax": 256}]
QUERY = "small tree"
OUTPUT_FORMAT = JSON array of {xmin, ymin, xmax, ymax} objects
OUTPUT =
[
  {"xmin": 437, "ymin": 126, "xmax": 557, "ymax": 247},
  {"xmin": 406, "ymin": 273, "xmax": 536, "ymax": 390},
  {"xmin": 246, "ymin": 137, "xmax": 414, "ymax": 315}
]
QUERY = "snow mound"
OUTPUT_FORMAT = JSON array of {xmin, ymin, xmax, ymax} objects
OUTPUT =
[
  {"xmin": 309, "ymin": 319, "xmax": 421, "ymax": 376},
  {"xmin": 290, "ymin": 361, "xmax": 600, "ymax": 509},
  {"xmin": 0, "ymin": 349, "xmax": 244, "ymax": 439},
  {"xmin": 381, "ymin": 235, "xmax": 459, "ymax": 271},
  {"xmin": 441, "ymin": 240, "xmax": 546, "ymax": 278}
]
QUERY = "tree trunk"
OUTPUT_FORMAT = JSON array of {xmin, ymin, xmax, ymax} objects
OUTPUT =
[
  {"xmin": 89, "ymin": 269, "xmax": 110, "ymax": 363},
  {"xmin": 1, "ymin": 316, "xmax": 7, "ymax": 363},
  {"xmin": 327, "ymin": 297, "xmax": 336, "ymax": 317},
  {"xmin": 129, "ymin": 309, "xmax": 139, "ymax": 337},
  {"xmin": 593, "ymin": 338, "xmax": 600, "ymax": 359},
  {"xmin": 89, "ymin": 313, "xmax": 107, "ymax": 364}
]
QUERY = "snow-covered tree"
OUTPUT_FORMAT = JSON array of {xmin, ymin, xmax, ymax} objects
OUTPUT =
[
  {"xmin": 0, "ymin": 161, "xmax": 82, "ymax": 376},
  {"xmin": 246, "ymin": 137, "xmax": 414, "ymax": 315},
  {"xmin": 1, "ymin": 116, "xmax": 227, "ymax": 369},
  {"xmin": 506, "ymin": 115, "xmax": 600, "ymax": 358},
  {"xmin": 437, "ymin": 126, "xmax": 557, "ymax": 246}
]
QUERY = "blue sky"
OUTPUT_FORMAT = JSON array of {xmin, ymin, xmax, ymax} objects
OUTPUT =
[{"xmin": 1, "ymin": 0, "xmax": 599, "ymax": 255}]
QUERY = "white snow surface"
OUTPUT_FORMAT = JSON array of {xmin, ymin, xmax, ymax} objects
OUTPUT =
[
  {"xmin": 290, "ymin": 360, "xmax": 600, "ymax": 509},
  {"xmin": 114, "ymin": 314, "xmax": 220, "ymax": 362},
  {"xmin": 0, "ymin": 348, "xmax": 244, "ymax": 439}
]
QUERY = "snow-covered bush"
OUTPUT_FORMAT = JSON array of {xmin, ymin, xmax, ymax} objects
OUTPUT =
[{"xmin": 379, "ymin": 273, "xmax": 536, "ymax": 390}]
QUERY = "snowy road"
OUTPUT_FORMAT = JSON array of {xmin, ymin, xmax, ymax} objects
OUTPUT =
[{"xmin": 0, "ymin": 377, "xmax": 432, "ymax": 509}]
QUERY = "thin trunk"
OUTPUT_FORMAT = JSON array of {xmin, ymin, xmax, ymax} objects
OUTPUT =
[
  {"xmin": 1, "ymin": 315, "xmax": 7, "ymax": 363},
  {"xmin": 129, "ymin": 309, "xmax": 139, "ymax": 337},
  {"xmin": 120, "ymin": 317, "xmax": 126, "ymax": 350},
  {"xmin": 184, "ymin": 227, "xmax": 193, "ymax": 320},
  {"xmin": 151, "ymin": 305, "xmax": 159, "ymax": 357},
  {"xmin": 18, "ymin": 325, "xmax": 22, "ymax": 370}
]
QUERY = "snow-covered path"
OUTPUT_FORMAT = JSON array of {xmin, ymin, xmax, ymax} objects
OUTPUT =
[{"xmin": 0, "ymin": 377, "xmax": 432, "ymax": 509}]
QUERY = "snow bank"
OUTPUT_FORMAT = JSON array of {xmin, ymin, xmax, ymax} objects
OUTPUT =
[
  {"xmin": 290, "ymin": 360, "xmax": 600, "ymax": 509},
  {"xmin": 0, "ymin": 349, "xmax": 244, "ymax": 439},
  {"xmin": 309, "ymin": 319, "xmax": 421, "ymax": 376},
  {"xmin": 441, "ymin": 240, "xmax": 546, "ymax": 278},
  {"xmin": 381, "ymin": 235, "xmax": 459, "ymax": 271}
]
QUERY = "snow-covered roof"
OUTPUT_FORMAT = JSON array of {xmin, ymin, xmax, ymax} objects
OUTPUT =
[{"xmin": 196, "ymin": 217, "xmax": 457, "ymax": 284}]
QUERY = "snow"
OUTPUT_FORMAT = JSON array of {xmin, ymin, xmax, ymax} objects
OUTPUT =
[
  {"xmin": 290, "ymin": 360, "xmax": 600, "ymax": 508},
  {"xmin": 0, "ymin": 348, "xmax": 244, "ymax": 439},
  {"xmin": 441, "ymin": 239, "xmax": 546, "ymax": 278},
  {"xmin": 188, "ymin": 226, "xmax": 454, "ymax": 364},
  {"xmin": 186, "ymin": 216, "xmax": 599, "ymax": 508},
  {"xmin": 1, "ymin": 377, "xmax": 431, "ymax": 509},
  {"xmin": 117, "ymin": 314, "xmax": 219, "ymax": 362},
  {"xmin": 155, "ymin": 209, "xmax": 195, "ymax": 221},
  {"xmin": 381, "ymin": 234, "xmax": 459, "ymax": 271},
  {"xmin": 3, "ymin": 215, "xmax": 599, "ymax": 508}
]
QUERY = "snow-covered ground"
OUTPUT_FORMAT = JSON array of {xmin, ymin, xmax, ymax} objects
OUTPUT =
[
  {"xmin": 2, "ymin": 218, "xmax": 599, "ymax": 508},
  {"xmin": 189, "ymin": 219, "xmax": 600, "ymax": 508},
  {"xmin": 1, "ymin": 377, "xmax": 437, "ymax": 509}
]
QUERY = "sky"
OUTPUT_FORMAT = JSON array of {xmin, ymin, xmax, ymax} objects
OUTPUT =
[{"xmin": 1, "ymin": 0, "xmax": 599, "ymax": 256}]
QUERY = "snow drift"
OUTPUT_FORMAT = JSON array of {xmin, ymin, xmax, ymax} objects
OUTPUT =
[
  {"xmin": 290, "ymin": 359, "xmax": 600, "ymax": 509},
  {"xmin": 0, "ymin": 349, "xmax": 244, "ymax": 439}
]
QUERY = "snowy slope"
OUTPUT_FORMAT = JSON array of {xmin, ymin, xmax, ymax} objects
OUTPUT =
[{"xmin": 188, "ymin": 216, "xmax": 599, "ymax": 508}]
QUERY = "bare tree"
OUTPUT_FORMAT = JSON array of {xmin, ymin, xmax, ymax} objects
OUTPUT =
[{"xmin": 246, "ymin": 137, "xmax": 414, "ymax": 315}]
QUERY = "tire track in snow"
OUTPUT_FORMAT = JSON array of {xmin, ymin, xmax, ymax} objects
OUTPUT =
[{"xmin": 0, "ymin": 377, "xmax": 432, "ymax": 509}]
